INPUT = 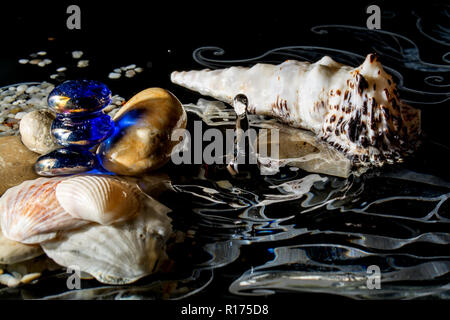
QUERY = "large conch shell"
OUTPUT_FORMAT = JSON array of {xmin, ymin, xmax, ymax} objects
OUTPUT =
[
  {"xmin": 55, "ymin": 175, "xmax": 141, "ymax": 225},
  {"xmin": 42, "ymin": 196, "xmax": 172, "ymax": 285},
  {"xmin": 171, "ymin": 54, "xmax": 421, "ymax": 166},
  {"xmin": 0, "ymin": 178, "xmax": 89, "ymax": 244}
]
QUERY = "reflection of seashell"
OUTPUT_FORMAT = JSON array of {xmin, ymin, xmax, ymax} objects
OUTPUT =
[
  {"xmin": 252, "ymin": 120, "xmax": 357, "ymax": 178},
  {"xmin": 0, "ymin": 177, "xmax": 89, "ymax": 244},
  {"xmin": 0, "ymin": 228, "xmax": 43, "ymax": 264},
  {"xmin": 171, "ymin": 54, "xmax": 421, "ymax": 166},
  {"xmin": 55, "ymin": 175, "xmax": 141, "ymax": 225},
  {"xmin": 42, "ymin": 196, "xmax": 172, "ymax": 285}
]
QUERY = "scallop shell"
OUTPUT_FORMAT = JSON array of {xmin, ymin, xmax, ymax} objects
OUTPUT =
[
  {"xmin": 0, "ymin": 177, "xmax": 89, "ymax": 244},
  {"xmin": 42, "ymin": 195, "xmax": 172, "ymax": 285},
  {"xmin": 55, "ymin": 175, "xmax": 141, "ymax": 225}
]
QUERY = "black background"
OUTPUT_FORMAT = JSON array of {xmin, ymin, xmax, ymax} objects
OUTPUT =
[{"xmin": 0, "ymin": 1, "xmax": 448, "ymax": 146}]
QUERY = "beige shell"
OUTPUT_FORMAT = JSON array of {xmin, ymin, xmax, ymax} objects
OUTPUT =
[
  {"xmin": 42, "ymin": 195, "xmax": 172, "ymax": 285},
  {"xmin": 55, "ymin": 175, "xmax": 141, "ymax": 225},
  {"xmin": 0, "ymin": 227, "xmax": 43, "ymax": 265},
  {"xmin": 0, "ymin": 177, "xmax": 89, "ymax": 244}
]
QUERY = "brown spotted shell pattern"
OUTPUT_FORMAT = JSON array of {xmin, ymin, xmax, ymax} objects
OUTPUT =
[{"xmin": 171, "ymin": 53, "xmax": 421, "ymax": 166}]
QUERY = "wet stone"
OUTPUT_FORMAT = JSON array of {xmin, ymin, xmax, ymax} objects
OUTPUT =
[{"xmin": 34, "ymin": 147, "xmax": 97, "ymax": 176}]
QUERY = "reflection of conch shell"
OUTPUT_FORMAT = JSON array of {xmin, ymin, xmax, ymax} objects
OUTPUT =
[
  {"xmin": 0, "ymin": 178, "xmax": 89, "ymax": 244},
  {"xmin": 253, "ymin": 120, "xmax": 356, "ymax": 178},
  {"xmin": 42, "ymin": 196, "xmax": 172, "ymax": 285},
  {"xmin": 171, "ymin": 54, "xmax": 421, "ymax": 166}
]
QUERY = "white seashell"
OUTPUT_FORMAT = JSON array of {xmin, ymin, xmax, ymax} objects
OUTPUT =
[
  {"xmin": 42, "ymin": 195, "xmax": 172, "ymax": 285},
  {"xmin": 55, "ymin": 175, "xmax": 141, "ymax": 225},
  {"xmin": 171, "ymin": 54, "xmax": 421, "ymax": 166},
  {"xmin": 0, "ymin": 177, "xmax": 89, "ymax": 244},
  {"xmin": 0, "ymin": 227, "xmax": 43, "ymax": 264}
]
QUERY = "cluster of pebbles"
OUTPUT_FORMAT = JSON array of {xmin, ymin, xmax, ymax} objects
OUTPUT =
[
  {"xmin": 0, "ymin": 82, "xmax": 125, "ymax": 136},
  {"xmin": 18, "ymin": 51, "xmax": 52, "ymax": 67},
  {"xmin": 19, "ymin": 49, "xmax": 144, "ymax": 81},
  {"xmin": 108, "ymin": 64, "xmax": 143, "ymax": 79}
]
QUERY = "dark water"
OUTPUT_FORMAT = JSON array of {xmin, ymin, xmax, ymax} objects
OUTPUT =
[{"xmin": 0, "ymin": 1, "xmax": 449, "ymax": 300}]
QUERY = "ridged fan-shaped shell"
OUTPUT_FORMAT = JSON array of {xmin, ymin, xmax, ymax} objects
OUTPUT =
[
  {"xmin": 0, "ymin": 177, "xmax": 89, "ymax": 244},
  {"xmin": 55, "ymin": 175, "xmax": 141, "ymax": 225},
  {"xmin": 42, "ymin": 195, "xmax": 172, "ymax": 285}
]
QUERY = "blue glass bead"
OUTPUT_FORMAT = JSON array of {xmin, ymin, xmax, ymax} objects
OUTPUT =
[
  {"xmin": 34, "ymin": 147, "xmax": 97, "ymax": 176},
  {"xmin": 51, "ymin": 111, "xmax": 114, "ymax": 147},
  {"xmin": 48, "ymin": 80, "xmax": 112, "ymax": 114}
]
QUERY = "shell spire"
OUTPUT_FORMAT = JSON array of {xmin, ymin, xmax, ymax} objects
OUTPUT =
[{"xmin": 171, "ymin": 53, "xmax": 421, "ymax": 166}]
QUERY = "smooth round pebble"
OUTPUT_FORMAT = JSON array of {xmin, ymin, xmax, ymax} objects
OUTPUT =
[
  {"xmin": 77, "ymin": 60, "xmax": 89, "ymax": 68},
  {"xmin": 108, "ymin": 72, "xmax": 121, "ymax": 79},
  {"xmin": 72, "ymin": 51, "xmax": 84, "ymax": 59},
  {"xmin": 125, "ymin": 70, "xmax": 136, "ymax": 78},
  {"xmin": 19, "ymin": 110, "xmax": 59, "ymax": 154}
]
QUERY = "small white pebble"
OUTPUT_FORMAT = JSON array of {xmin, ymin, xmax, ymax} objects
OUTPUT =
[
  {"xmin": 124, "ymin": 64, "xmax": 136, "ymax": 70},
  {"xmin": 113, "ymin": 68, "xmax": 122, "ymax": 73},
  {"xmin": 113, "ymin": 99, "xmax": 124, "ymax": 106},
  {"xmin": 37, "ymin": 61, "xmax": 46, "ymax": 67},
  {"xmin": 125, "ymin": 70, "xmax": 136, "ymax": 78},
  {"xmin": 37, "ymin": 51, "xmax": 47, "ymax": 56},
  {"xmin": 134, "ymin": 67, "xmax": 143, "ymax": 73},
  {"xmin": 72, "ymin": 50, "xmax": 84, "ymax": 59},
  {"xmin": 25, "ymin": 86, "xmax": 39, "ymax": 94},
  {"xmin": 18, "ymin": 59, "xmax": 29, "ymax": 64},
  {"xmin": 50, "ymin": 74, "xmax": 58, "ymax": 79},
  {"xmin": 43, "ymin": 59, "xmax": 52, "ymax": 65},
  {"xmin": 2, "ymin": 96, "xmax": 15, "ymax": 103},
  {"xmin": 102, "ymin": 104, "xmax": 116, "ymax": 113},
  {"xmin": 0, "ymin": 274, "xmax": 21, "ymax": 287},
  {"xmin": 15, "ymin": 112, "xmax": 28, "ymax": 120},
  {"xmin": 16, "ymin": 85, "xmax": 28, "ymax": 92},
  {"xmin": 77, "ymin": 60, "xmax": 89, "ymax": 68},
  {"xmin": 20, "ymin": 272, "xmax": 41, "ymax": 284},
  {"xmin": 56, "ymin": 67, "xmax": 67, "ymax": 72},
  {"xmin": 108, "ymin": 72, "xmax": 121, "ymax": 79}
]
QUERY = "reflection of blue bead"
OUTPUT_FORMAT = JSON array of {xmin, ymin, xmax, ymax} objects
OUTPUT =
[
  {"xmin": 48, "ymin": 80, "xmax": 111, "ymax": 114},
  {"xmin": 52, "ymin": 111, "xmax": 114, "ymax": 147},
  {"xmin": 34, "ymin": 147, "xmax": 97, "ymax": 176}
]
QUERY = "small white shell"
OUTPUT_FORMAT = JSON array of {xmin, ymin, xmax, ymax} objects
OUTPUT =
[
  {"xmin": 42, "ymin": 196, "xmax": 172, "ymax": 285},
  {"xmin": 55, "ymin": 175, "xmax": 141, "ymax": 225},
  {"xmin": 0, "ymin": 177, "xmax": 89, "ymax": 244},
  {"xmin": 0, "ymin": 228, "xmax": 43, "ymax": 264}
]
